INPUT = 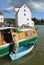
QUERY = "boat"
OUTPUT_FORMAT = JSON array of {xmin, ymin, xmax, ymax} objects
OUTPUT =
[
  {"xmin": 10, "ymin": 43, "xmax": 34, "ymax": 60},
  {"xmin": 0, "ymin": 27, "xmax": 38, "ymax": 57}
]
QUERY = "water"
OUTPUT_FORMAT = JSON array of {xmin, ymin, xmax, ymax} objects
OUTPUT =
[{"xmin": 0, "ymin": 25, "xmax": 44, "ymax": 65}]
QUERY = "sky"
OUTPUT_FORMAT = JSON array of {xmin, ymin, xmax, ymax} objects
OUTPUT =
[{"xmin": 0, "ymin": 0, "xmax": 44, "ymax": 19}]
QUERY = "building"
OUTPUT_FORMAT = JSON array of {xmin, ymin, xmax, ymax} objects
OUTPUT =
[
  {"xmin": 0, "ymin": 12, "xmax": 4, "ymax": 23},
  {"xmin": 0, "ymin": 12, "xmax": 4, "ymax": 27},
  {"xmin": 15, "ymin": 4, "xmax": 34, "ymax": 27}
]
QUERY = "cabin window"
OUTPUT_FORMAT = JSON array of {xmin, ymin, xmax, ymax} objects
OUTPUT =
[
  {"xmin": 25, "ymin": 32, "xmax": 28, "ymax": 37},
  {"xmin": 2, "ymin": 29, "xmax": 12, "ymax": 43}
]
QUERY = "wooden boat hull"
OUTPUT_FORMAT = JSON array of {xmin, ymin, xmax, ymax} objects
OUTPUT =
[{"xmin": 10, "ymin": 44, "xmax": 34, "ymax": 60}]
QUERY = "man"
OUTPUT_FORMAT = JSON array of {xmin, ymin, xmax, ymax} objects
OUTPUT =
[
  {"xmin": 10, "ymin": 29, "xmax": 19, "ymax": 53},
  {"xmin": 12, "ymin": 34, "xmax": 19, "ymax": 53}
]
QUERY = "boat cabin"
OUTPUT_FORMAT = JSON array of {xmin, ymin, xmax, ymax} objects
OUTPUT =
[
  {"xmin": 0, "ymin": 27, "xmax": 37, "ymax": 47},
  {"xmin": 0, "ymin": 27, "xmax": 23, "ymax": 46}
]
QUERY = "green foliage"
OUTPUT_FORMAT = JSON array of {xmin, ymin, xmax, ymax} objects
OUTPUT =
[
  {"xmin": 4, "ymin": 18, "xmax": 15, "ymax": 26},
  {"xmin": 4, "ymin": 18, "xmax": 44, "ymax": 25},
  {"xmin": 32, "ymin": 18, "xmax": 44, "ymax": 25}
]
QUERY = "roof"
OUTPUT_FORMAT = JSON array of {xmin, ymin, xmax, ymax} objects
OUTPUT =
[
  {"xmin": 14, "ymin": 28, "xmax": 22, "ymax": 33},
  {"xmin": 0, "ymin": 27, "xmax": 15, "ymax": 30},
  {"xmin": 0, "ymin": 27, "xmax": 22, "ymax": 33}
]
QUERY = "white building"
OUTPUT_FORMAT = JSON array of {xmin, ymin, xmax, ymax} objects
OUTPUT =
[
  {"xmin": 15, "ymin": 4, "xmax": 34, "ymax": 27},
  {"xmin": 0, "ymin": 13, "xmax": 4, "ymax": 23}
]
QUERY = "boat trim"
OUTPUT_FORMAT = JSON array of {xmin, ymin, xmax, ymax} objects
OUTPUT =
[
  {"xmin": 18, "ymin": 35, "xmax": 38, "ymax": 43},
  {"xmin": 0, "ymin": 44, "xmax": 9, "ymax": 48}
]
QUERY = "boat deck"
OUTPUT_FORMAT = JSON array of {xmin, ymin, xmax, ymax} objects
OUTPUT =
[{"xmin": 18, "ymin": 44, "xmax": 34, "ymax": 52}]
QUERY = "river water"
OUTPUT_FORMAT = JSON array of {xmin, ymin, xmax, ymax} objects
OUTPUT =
[{"xmin": 0, "ymin": 25, "xmax": 44, "ymax": 65}]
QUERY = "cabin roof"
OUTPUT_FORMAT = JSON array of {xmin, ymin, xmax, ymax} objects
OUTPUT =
[
  {"xmin": 0, "ymin": 27, "xmax": 15, "ymax": 30},
  {"xmin": 0, "ymin": 27, "xmax": 22, "ymax": 33}
]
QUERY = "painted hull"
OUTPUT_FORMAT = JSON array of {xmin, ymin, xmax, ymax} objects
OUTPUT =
[
  {"xmin": 19, "ymin": 36, "xmax": 38, "ymax": 47},
  {"xmin": 0, "ymin": 36, "xmax": 37, "ymax": 57},
  {"xmin": 10, "ymin": 44, "xmax": 34, "ymax": 60},
  {"xmin": 0, "ymin": 44, "xmax": 9, "ymax": 57}
]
